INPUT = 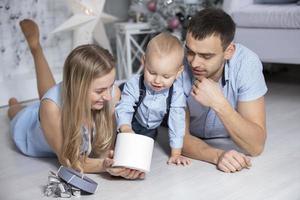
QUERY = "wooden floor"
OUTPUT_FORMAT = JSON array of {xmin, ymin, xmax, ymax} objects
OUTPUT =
[{"xmin": 0, "ymin": 67, "xmax": 300, "ymax": 200}]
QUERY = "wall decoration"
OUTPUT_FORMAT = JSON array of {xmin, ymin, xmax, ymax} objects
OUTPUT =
[
  {"xmin": 0, "ymin": 0, "xmax": 72, "ymax": 106},
  {"xmin": 52, "ymin": 0, "xmax": 118, "ymax": 52}
]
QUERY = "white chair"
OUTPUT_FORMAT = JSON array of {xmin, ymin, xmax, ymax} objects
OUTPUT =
[{"xmin": 114, "ymin": 23, "xmax": 157, "ymax": 79}]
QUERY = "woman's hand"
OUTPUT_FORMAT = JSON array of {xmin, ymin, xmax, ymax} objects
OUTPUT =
[{"xmin": 104, "ymin": 150, "xmax": 145, "ymax": 179}]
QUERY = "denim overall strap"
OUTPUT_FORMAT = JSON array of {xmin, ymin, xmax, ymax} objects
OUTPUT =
[
  {"xmin": 163, "ymin": 83, "xmax": 173, "ymax": 125},
  {"xmin": 133, "ymin": 74, "xmax": 173, "ymax": 128},
  {"xmin": 133, "ymin": 74, "xmax": 146, "ymax": 116}
]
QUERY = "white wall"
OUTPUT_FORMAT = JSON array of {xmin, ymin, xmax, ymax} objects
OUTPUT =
[
  {"xmin": 0, "ymin": 0, "xmax": 130, "ymax": 107},
  {"xmin": 0, "ymin": 0, "xmax": 72, "ymax": 106}
]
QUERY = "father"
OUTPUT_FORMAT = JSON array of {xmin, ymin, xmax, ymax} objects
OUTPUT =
[{"xmin": 181, "ymin": 8, "xmax": 268, "ymax": 173}]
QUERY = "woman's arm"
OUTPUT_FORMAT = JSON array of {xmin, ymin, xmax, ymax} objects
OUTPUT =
[
  {"xmin": 40, "ymin": 97, "xmax": 145, "ymax": 177},
  {"xmin": 39, "ymin": 100, "xmax": 114, "ymax": 173},
  {"xmin": 80, "ymin": 156, "xmax": 112, "ymax": 173},
  {"xmin": 39, "ymin": 100, "xmax": 64, "ymax": 163},
  {"xmin": 82, "ymin": 152, "xmax": 145, "ymax": 179}
]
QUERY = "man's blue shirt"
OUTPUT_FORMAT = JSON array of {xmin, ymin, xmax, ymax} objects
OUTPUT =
[{"xmin": 180, "ymin": 43, "xmax": 268, "ymax": 138}]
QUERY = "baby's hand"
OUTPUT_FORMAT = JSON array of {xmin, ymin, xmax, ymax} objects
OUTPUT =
[
  {"xmin": 167, "ymin": 155, "xmax": 191, "ymax": 166},
  {"xmin": 119, "ymin": 125, "xmax": 134, "ymax": 133}
]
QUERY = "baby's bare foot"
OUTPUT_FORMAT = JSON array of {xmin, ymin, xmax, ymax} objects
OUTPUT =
[{"xmin": 19, "ymin": 19, "xmax": 40, "ymax": 51}]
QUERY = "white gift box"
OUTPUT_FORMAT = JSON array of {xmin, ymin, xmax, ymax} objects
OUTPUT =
[{"xmin": 113, "ymin": 133, "xmax": 154, "ymax": 172}]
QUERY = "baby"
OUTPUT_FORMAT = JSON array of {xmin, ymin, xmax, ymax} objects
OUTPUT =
[{"xmin": 115, "ymin": 32, "xmax": 190, "ymax": 166}]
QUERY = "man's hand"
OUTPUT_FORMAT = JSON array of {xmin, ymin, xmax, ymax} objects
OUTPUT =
[
  {"xmin": 105, "ymin": 150, "xmax": 145, "ymax": 179},
  {"xmin": 217, "ymin": 150, "xmax": 251, "ymax": 173},
  {"xmin": 191, "ymin": 78, "xmax": 225, "ymax": 109}
]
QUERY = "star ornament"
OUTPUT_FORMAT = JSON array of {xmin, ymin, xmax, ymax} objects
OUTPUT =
[{"xmin": 52, "ymin": 0, "xmax": 118, "ymax": 52}]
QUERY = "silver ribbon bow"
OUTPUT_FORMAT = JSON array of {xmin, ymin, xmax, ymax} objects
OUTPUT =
[{"xmin": 44, "ymin": 170, "xmax": 81, "ymax": 198}]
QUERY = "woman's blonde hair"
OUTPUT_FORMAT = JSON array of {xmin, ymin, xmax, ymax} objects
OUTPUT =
[{"xmin": 61, "ymin": 44, "xmax": 115, "ymax": 171}]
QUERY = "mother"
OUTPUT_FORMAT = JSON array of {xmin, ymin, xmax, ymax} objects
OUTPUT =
[{"xmin": 8, "ymin": 19, "xmax": 144, "ymax": 179}]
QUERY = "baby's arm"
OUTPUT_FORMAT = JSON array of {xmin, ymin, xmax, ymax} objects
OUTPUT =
[
  {"xmin": 119, "ymin": 124, "xmax": 134, "ymax": 133},
  {"xmin": 115, "ymin": 75, "xmax": 140, "ymax": 133},
  {"xmin": 167, "ymin": 81, "xmax": 191, "ymax": 166}
]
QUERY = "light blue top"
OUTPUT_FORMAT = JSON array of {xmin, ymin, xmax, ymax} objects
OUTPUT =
[
  {"xmin": 115, "ymin": 74, "xmax": 186, "ymax": 148},
  {"xmin": 10, "ymin": 82, "xmax": 97, "ymax": 157},
  {"xmin": 10, "ymin": 83, "xmax": 62, "ymax": 157},
  {"xmin": 179, "ymin": 43, "xmax": 268, "ymax": 138}
]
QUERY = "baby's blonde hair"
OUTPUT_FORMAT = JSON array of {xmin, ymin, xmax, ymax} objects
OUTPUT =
[{"xmin": 145, "ymin": 32, "xmax": 184, "ymax": 66}]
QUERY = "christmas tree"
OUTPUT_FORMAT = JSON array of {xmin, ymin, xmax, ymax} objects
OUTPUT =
[{"xmin": 129, "ymin": 0, "xmax": 222, "ymax": 40}]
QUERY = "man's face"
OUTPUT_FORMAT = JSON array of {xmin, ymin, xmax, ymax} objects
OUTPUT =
[{"xmin": 185, "ymin": 32, "xmax": 226, "ymax": 81}]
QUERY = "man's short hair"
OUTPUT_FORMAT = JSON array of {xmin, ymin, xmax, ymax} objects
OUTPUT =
[{"xmin": 187, "ymin": 8, "xmax": 236, "ymax": 50}]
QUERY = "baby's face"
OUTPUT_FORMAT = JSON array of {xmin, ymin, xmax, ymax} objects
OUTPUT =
[{"xmin": 143, "ymin": 53, "xmax": 182, "ymax": 92}]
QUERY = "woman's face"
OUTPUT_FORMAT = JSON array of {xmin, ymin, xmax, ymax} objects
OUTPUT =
[{"xmin": 89, "ymin": 68, "xmax": 116, "ymax": 110}]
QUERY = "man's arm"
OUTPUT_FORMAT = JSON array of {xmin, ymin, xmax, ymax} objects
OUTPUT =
[
  {"xmin": 191, "ymin": 78, "xmax": 267, "ymax": 156},
  {"xmin": 215, "ymin": 96, "xmax": 266, "ymax": 156},
  {"xmin": 182, "ymin": 108, "xmax": 252, "ymax": 172},
  {"xmin": 182, "ymin": 108, "xmax": 223, "ymax": 164}
]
